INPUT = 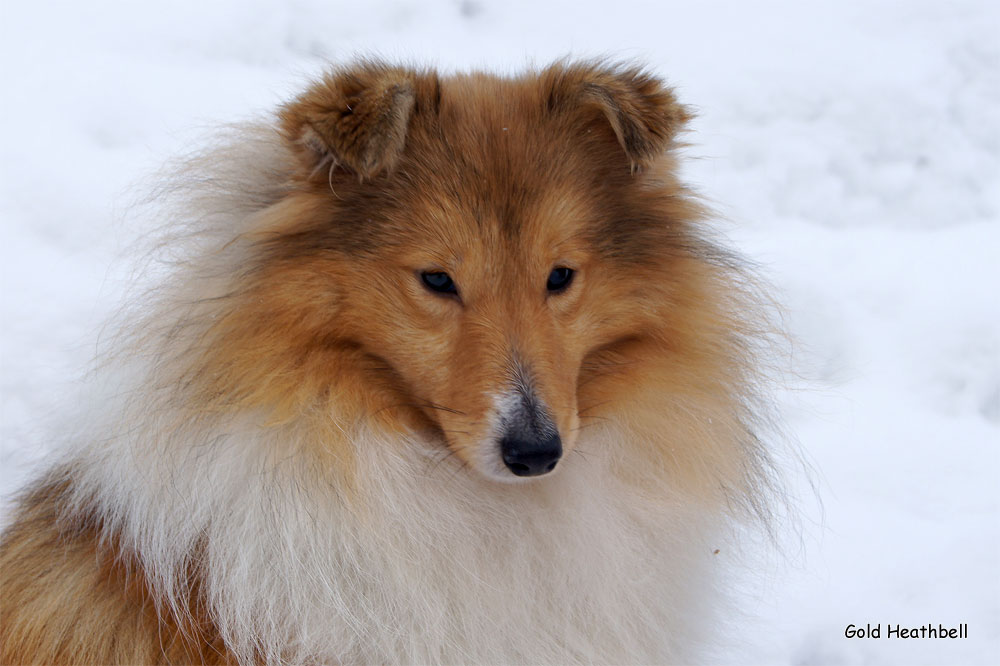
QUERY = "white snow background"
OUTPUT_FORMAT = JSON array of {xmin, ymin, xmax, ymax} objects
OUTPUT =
[{"xmin": 1, "ymin": 1, "xmax": 997, "ymax": 664}]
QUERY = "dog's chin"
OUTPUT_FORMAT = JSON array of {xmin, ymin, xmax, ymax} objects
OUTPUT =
[{"xmin": 478, "ymin": 466, "xmax": 539, "ymax": 485}]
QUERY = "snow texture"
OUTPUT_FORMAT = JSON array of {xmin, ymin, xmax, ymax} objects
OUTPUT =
[{"xmin": 1, "ymin": 1, "xmax": 997, "ymax": 664}]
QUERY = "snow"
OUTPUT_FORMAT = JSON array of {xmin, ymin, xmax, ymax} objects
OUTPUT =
[{"xmin": 1, "ymin": 1, "xmax": 997, "ymax": 663}]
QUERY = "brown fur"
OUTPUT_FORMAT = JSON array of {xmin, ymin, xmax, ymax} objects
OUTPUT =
[
  {"xmin": 0, "ymin": 477, "xmax": 236, "ymax": 665},
  {"xmin": 1, "ymin": 60, "xmax": 774, "ymax": 664}
]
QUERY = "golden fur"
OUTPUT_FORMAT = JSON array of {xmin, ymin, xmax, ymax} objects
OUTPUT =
[{"xmin": 1, "ymin": 60, "xmax": 778, "ymax": 665}]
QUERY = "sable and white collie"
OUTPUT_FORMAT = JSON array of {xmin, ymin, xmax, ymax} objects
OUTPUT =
[{"xmin": 0, "ymin": 60, "xmax": 778, "ymax": 665}]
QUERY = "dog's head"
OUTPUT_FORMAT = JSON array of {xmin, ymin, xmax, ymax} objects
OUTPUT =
[{"xmin": 194, "ymin": 61, "xmax": 715, "ymax": 483}]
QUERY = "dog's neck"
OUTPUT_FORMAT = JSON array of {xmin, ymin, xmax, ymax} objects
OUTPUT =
[{"xmin": 65, "ymin": 408, "xmax": 725, "ymax": 664}]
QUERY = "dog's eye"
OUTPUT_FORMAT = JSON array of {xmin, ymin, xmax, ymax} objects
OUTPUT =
[
  {"xmin": 421, "ymin": 271, "xmax": 458, "ymax": 296},
  {"xmin": 546, "ymin": 267, "xmax": 574, "ymax": 293}
]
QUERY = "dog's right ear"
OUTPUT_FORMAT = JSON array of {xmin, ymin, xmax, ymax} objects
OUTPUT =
[{"xmin": 280, "ymin": 63, "xmax": 422, "ymax": 180}]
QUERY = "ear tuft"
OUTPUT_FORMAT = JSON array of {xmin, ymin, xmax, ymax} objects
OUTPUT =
[
  {"xmin": 280, "ymin": 63, "xmax": 420, "ymax": 179},
  {"xmin": 547, "ymin": 62, "xmax": 692, "ymax": 170}
]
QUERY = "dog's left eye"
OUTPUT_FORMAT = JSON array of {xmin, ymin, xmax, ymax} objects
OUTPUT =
[
  {"xmin": 546, "ymin": 267, "xmax": 574, "ymax": 293},
  {"xmin": 421, "ymin": 271, "xmax": 458, "ymax": 296}
]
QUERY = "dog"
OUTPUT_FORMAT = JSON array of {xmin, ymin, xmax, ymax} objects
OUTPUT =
[{"xmin": 0, "ymin": 60, "xmax": 778, "ymax": 664}]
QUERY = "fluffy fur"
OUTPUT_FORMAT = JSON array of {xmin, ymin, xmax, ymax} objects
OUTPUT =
[{"xmin": 0, "ymin": 60, "xmax": 779, "ymax": 665}]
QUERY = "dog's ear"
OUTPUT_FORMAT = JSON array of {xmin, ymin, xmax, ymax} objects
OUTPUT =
[
  {"xmin": 547, "ymin": 62, "xmax": 691, "ymax": 170},
  {"xmin": 280, "ymin": 63, "xmax": 420, "ymax": 179}
]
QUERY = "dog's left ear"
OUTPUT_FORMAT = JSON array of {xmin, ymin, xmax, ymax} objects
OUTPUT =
[
  {"xmin": 547, "ymin": 62, "xmax": 692, "ymax": 170},
  {"xmin": 280, "ymin": 63, "xmax": 422, "ymax": 179}
]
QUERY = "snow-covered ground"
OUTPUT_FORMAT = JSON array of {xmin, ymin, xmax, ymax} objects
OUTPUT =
[{"xmin": 1, "ymin": 1, "xmax": 997, "ymax": 664}]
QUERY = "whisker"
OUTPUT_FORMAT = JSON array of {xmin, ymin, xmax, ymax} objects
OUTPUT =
[
  {"xmin": 417, "ymin": 401, "xmax": 466, "ymax": 416},
  {"xmin": 577, "ymin": 400, "xmax": 612, "ymax": 415},
  {"xmin": 373, "ymin": 402, "xmax": 468, "ymax": 417},
  {"xmin": 577, "ymin": 364, "xmax": 633, "ymax": 388},
  {"xmin": 426, "ymin": 446, "xmax": 459, "ymax": 476},
  {"xmin": 447, "ymin": 457, "xmax": 471, "ymax": 483}
]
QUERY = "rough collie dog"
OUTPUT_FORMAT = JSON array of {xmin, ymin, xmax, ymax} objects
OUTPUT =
[{"xmin": 0, "ymin": 60, "xmax": 777, "ymax": 664}]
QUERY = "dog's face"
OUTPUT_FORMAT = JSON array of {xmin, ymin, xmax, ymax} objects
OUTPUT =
[{"xmin": 209, "ymin": 63, "xmax": 698, "ymax": 483}]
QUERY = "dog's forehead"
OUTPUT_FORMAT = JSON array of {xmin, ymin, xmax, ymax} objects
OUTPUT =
[
  {"xmin": 438, "ymin": 72, "xmax": 545, "ymax": 127},
  {"xmin": 423, "ymin": 74, "xmax": 564, "ymax": 170},
  {"xmin": 397, "ymin": 76, "xmax": 591, "ymax": 243},
  {"xmin": 402, "ymin": 156, "xmax": 590, "ymax": 261}
]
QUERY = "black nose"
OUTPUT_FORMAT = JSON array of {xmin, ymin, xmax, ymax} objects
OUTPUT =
[{"xmin": 501, "ymin": 433, "xmax": 562, "ymax": 477}]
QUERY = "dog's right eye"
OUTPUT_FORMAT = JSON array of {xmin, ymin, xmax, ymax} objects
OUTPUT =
[{"xmin": 420, "ymin": 271, "xmax": 458, "ymax": 296}]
